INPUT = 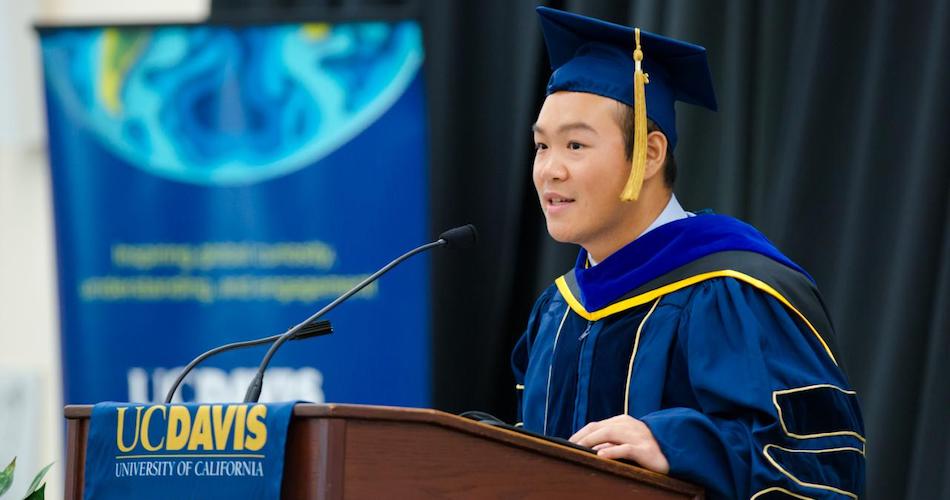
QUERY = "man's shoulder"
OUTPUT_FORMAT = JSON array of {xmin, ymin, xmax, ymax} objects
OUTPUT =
[
  {"xmin": 527, "ymin": 282, "xmax": 566, "ymax": 315},
  {"xmin": 581, "ymin": 249, "xmax": 817, "ymax": 317}
]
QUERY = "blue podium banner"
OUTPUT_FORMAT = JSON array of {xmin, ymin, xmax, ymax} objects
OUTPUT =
[
  {"xmin": 84, "ymin": 402, "xmax": 296, "ymax": 499},
  {"xmin": 39, "ymin": 21, "xmax": 430, "ymax": 406}
]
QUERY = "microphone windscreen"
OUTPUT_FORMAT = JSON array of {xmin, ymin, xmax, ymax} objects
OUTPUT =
[
  {"xmin": 439, "ymin": 224, "xmax": 479, "ymax": 249},
  {"xmin": 293, "ymin": 320, "xmax": 333, "ymax": 340}
]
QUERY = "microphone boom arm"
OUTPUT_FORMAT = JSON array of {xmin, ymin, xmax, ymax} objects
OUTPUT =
[
  {"xmin": 162, "ymin": 320, "xmax": 332, "ymax": 404},
  {"xmin": 242, "ymin": 238, "xmax": 447, "ymax": 402}
]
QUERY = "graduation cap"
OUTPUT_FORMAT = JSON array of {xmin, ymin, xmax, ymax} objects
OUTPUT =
[{"xmin": 536, "ymin": 6, "xmax": 718, "ymax": 201}]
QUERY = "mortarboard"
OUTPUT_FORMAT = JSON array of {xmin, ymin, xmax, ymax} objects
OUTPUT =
[{"xmin": 536, "ymin": 6, "xmax": 718, "ymax": 201}]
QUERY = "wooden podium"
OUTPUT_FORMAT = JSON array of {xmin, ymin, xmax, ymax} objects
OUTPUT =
[{"xmin": 65, "ymin": 403, "xmax": 703, "ymax": 499}]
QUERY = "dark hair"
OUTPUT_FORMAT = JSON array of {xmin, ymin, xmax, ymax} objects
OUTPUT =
[{"xmin": 615, "ymin": 103, "xmax": 677, "ymax": 187}]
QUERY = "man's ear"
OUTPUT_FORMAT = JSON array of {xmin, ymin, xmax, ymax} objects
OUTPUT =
[{"xmin": 643, "ymin": 131, "xmax": 668, "ymax": 181}]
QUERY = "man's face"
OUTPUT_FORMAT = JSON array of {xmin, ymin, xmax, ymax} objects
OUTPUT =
[{"xmin": 532, "ymin": 91, "xmax": 633, "ymax": 248}]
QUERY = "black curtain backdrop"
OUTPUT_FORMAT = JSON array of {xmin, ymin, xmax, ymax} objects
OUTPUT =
[{"xmin": 212, "ymin": 1, "xmax": 950, "ymax": 497}]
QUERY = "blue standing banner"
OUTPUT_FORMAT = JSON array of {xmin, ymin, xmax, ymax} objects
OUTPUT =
[{"xmin": 38, "ymin": 20, "xmax": 431, "ymax": 407}]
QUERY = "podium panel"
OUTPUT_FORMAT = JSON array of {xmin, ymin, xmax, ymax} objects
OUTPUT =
[{"xmin": 65, "ymin": 404, "xmax": 703, "ymax": 499}]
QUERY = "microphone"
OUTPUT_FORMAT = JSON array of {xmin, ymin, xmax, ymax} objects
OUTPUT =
[
  {"xmin": 163, "ymin": 320, "xmax": 333, "ymax": 404},
  {"xmin": 438, "ymin": 224, "xmax": 478, "ymax": 249},
  {"xmin": 242, "ymin": 224, "xmax": 479, "ymax": 403}
]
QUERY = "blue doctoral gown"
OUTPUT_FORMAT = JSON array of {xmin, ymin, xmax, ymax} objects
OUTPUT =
[{"xmin": 512, "ymin": 214, "xmax": 865, "ymax": 499}]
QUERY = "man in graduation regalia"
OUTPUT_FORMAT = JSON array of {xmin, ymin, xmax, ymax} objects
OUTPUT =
[{"xmin": 512, "ymin": 7, "xmax": 866, "ymax": 499}]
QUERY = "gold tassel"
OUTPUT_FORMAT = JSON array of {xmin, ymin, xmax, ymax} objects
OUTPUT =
[{"xmin": 620, "ymin": 28, "xmax": 650, "ymax": 202}]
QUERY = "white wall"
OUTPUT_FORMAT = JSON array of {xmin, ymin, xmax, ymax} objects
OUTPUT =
[
  {"xmin": 38, "ymin": 0, "xmax": 209, "ymax": 24},
  {"xmin": 0, "ymin": 1, "xmax": 209, "ymax": 497}
]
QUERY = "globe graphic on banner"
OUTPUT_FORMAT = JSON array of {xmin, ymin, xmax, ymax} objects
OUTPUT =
[{"xmin": 40, "ymin": 21, "xmax": 423, "ymax": 186}]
